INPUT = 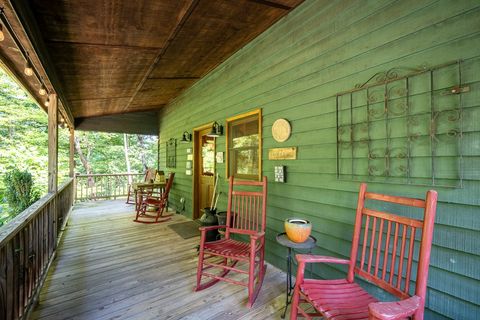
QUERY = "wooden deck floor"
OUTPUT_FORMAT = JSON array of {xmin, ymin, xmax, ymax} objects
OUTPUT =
[{"xmin": 30, "ymin": 200, "xmax": 287, "ymax": 320}]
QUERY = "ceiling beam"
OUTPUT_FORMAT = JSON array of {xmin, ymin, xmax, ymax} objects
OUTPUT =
[
  {"xmin": 121, "ymin": 0, "xmax": 200, "ymax": 112},
  {"xmin": 75, "ymin": 111, "xmax": 159, "ymax": 135},
  {"xmin": 248, "ymin": 0, "xmax": 293, "ymax": 10}
]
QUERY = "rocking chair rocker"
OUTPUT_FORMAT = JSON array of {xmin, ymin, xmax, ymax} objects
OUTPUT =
[
  {"xmin": 290, "ymin": 183, "xmax": 438, "ymax": 320},
  {"xmin": 134, "ymin": 172, "xmax": 175, "ymax": 224},
  {"xmin": 195, "ymin": 176, "xmax": 268, "ymax": 307}
]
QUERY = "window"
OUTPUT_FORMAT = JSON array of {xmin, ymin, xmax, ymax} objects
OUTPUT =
[{"xmin": 226, "ymin": 109, "xmax": 262, "ymax": 180}]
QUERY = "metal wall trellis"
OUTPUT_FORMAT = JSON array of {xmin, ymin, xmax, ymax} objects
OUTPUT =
[
  {"xmin": 336, "ymin": 60, "xmax": 467, "ymax": 188},
  {"xmin": 166, "ymin": 138, "xmax": 176, "ymax": 168}
]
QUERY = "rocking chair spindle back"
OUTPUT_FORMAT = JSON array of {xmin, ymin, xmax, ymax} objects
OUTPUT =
[
  {"xmin": 227, "ymin": 180, "xmax": 267, "ymax": 237},
  {"xmin": 290, "ymin": 183, "xmax": 438, "ymax": 320},
  {"xmin": 195, "ymin": 176, "xmax": 268, "ymax": 308}
]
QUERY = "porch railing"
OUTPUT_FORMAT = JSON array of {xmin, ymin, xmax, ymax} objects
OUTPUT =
[
  {"xmin": 75, "ymin": 173, "xmax": 144, "ymax": 201},
  {"xmin": 0, "ymin": 177, "xmax": 74, "ymax": 320}
]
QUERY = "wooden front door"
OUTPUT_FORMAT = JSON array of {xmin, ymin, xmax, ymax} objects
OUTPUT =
[{"xmin": 193, "ymin": 126, "xmax": 216, "ymax": 219}]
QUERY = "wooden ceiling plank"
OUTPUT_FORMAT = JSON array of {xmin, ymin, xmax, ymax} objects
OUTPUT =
[
  {"xmin": 46, "ymin": 42, "xmax": 158, "ymax": 102},
  {"xmin": 46, "ymin": 39, "xmax": 162, "ymax": 51},
  {"xmin": 121, "ymin": 0, "xmax": 200, "ymax": 112},
  {"xmin": 30, "ymin": 0, "xmax": 189, "ymax": 48},
  {"xmin": 13, "ymin": 0, "xmax": 304, "ymax": 124}
]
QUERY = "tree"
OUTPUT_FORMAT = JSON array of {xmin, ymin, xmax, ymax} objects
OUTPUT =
[
  {"xmin": 124, "ymin": 134, "xmax": 132, "ymax": 184},
  {"xmin": 1, "ymin": 168, "xmax": 40, "ymax": 225}
]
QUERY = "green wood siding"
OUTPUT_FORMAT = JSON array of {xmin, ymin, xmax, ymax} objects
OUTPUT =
[{"xmin": 158, "ymin": 1, "xmax": 480, "ymax": 318}]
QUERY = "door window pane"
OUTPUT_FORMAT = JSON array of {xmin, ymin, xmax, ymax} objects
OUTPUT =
[
  {"xmin": 227, "ymin": 110, "xmax": 261, "ymax": 180},
  {"xmin": 202, "ymin": 135, "xmax": 215, "ymax": 176}
]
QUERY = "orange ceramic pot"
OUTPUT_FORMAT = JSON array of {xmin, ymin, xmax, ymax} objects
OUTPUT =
[{"xmin": 285, "ymin": 218, "xmax": 312, "ymax": 243}]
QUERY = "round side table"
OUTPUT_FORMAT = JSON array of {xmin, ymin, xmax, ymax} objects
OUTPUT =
[{"xmin": 276, "ymin": 232, "xmax": 317, "ymax": 319}]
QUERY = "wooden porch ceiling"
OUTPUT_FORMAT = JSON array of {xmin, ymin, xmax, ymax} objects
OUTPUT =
[{"xmin": 3, "ymin": 0, "xmax": 304, "ymax": 134}]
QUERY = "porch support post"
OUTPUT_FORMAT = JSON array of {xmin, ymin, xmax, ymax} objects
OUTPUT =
[
  {"xmin": 48, "ymin": 93, "xmax": 58, "ymax": 193},
  {"xmin": 69, "ymin": 127, "xmax": 75, "ymax": 177}
]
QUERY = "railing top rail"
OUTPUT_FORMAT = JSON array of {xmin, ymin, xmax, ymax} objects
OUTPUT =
[
  {"xmin": 58, "ymin": 177, "xmax": 74, "ymax": 193},
  {"xmin": 0, "ymin": 178, "xmax": 74, "ymax": 247},
  {"xmin": 75, "ymin": 173, "xmax": 144, "ymax": 177}
]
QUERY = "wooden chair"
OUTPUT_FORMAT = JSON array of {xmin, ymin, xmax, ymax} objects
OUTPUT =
[
  {"xmin": 195, "ymin": 176, "xmax": 268, "ymax": 307},
  {"xmin": 134, "ymin": 172, "xmax": 175, "ymax": 224},
  {"xmin": 126, "ymin": 168, "xmax": 157, "ymax": 204},
  {"xmin": 290, "ymin": 183, "xmax": 438, "ymax": 320}
]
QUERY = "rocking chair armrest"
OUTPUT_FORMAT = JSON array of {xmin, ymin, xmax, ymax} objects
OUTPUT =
[
  {"xmin": 199, "ymin": 225, "xmax": 226, "ymax": 232},
  {"xmin": 368, "ymin": 295, "xmax": 421, "ymax": 320},
  {"xmin": 250, "ymin": 231, "xmax": 265, "ymax": 241},
  {"xmin": 296, "ymin": 254, "xmax": 351, "ymax": 265}
]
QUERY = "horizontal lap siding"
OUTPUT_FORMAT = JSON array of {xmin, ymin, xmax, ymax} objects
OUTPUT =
[{"xmin": 158, "ymin": 0, "xmax": 480, "ymax": 318}]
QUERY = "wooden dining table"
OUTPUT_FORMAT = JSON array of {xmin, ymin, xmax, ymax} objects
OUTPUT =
[{"xmin": 134, "ymin": 181, "xmax": 166, "ymax": 213}]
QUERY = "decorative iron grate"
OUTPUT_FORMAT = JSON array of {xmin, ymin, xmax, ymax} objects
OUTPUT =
[
  {"xmin": 336, "ymin": 60, "xmax": 468, "ymax": 188},
  {"xmin": 166, "ymin": 138, "xmax": 176, "ymax": 168}
]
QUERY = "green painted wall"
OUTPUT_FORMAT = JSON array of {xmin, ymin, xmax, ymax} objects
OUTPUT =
[{"xmin": 158, "ymin": 1, "xmax": 480, "ymax": 318}]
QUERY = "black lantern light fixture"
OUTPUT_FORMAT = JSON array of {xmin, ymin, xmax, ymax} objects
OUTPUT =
[
  {"xmin": 180, "ymin": 131, "xmax": 192, "ymax": 143},
  {"xmin": 206, "ymin": 121, "xmax": 223, "ymax": 138}
]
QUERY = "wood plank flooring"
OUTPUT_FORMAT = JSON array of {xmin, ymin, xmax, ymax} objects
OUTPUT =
[{"xmin": 30, "ymin": 200, "xmax": 287, "ymax": 320}]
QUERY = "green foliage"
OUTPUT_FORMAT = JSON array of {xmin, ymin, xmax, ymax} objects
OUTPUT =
[
  {"xmin": 1, "ymin": 168, "xmax": 40, "ymax": 225},
  {"xmin": 0, "ymin": 67, "xmax": 158, "ymax": 221},
  {"xmin": 0, "ymin": 69, "xmax": 52, "ymax": 200}
]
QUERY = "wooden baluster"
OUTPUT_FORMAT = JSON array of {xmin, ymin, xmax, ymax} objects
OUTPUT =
[
  {"xmin": 384, "ymin": 220, "xmax": 392, "ymax": 282},
  {"xmin": 256, "ymin": 195, "xmax": 260, "ymax": 232},
  {"xmin": 251, "ymin": 196, "xmax": 255, "ymax": 231},
  {"xmin": 397, "ymin": 224, "xmax": 408, "ymax": 289},
  {"xmin": 251, "ymin": 196, "xmax": 254, "ymax": 231},
  {"xmin": 13, "ymin": 235, "xmax": 19, "ymax": 318},
  {"xmin": 19, "ymin": 230, "xmax": 25, "ymax": 315},
  {"xmin": 389, "ymin": 222, "xmax": 399, "ymax": 285},
  {"xmin": 241, "ymin": 196, "xmax": 245, "ymax": 230},
  {"xmin": 232, "ymin": 195, "xmax": 237, "ymax": 229},
  {"xmin": 248, "ymin": 196, "xmax": 251, "ymax": 231},
  {"xmin": 6, "ymin": 242, "xmax": 14, "ymax": 320},
  {"xmin": 405, "ymin": 226, "xmax": 416, "ymax": 293},
  {"xmin": 367, "ymin": 217, "xmax": 377, "ymax": 274},
  {"xmin": 374, "ymin": 219, "xmax": 384, "ymax": 277},
  {"xmin": 360, "ymin": 215, "xmax": 370, "ymax": 271}
]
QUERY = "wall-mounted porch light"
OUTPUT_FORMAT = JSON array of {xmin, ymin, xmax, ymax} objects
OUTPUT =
[
  {"xmin": 180, "ymin": 131, "xmax": 192, "ymax": 143},
  {"xmin": 24, "ymin": 60, "xmax": 34, "ymax": 76},
  {"xmin": 44, "ymin": 98, "xmax": 50, "ymax": 107},
  {"xmin": 0, "ymin": 24, "xmax": 4, "ymax": 42},
  {"xmin": 38, "ymin": 85, "xmax": 47, "ymax": 96},
  {"xmin": 206, "ymin": 121, "xmax": 223, "ymax": 138}
]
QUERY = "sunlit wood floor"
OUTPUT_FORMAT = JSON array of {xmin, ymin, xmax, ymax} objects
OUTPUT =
[{"xmin": 30, "ymin": 200, "xmax": 287, "ymax": 320}]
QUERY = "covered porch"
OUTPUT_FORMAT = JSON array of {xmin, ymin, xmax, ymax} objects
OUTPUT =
[
  {"xmin": 0, "ymin": 0, "xmax": 479, "ymax": 319},
  {"xmin": 30, "ymin": 200, "xmax": 285, "ymax": 320}
]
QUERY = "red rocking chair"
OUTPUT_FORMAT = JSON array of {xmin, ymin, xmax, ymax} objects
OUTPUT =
[
  {"xmin": 134, "ymin": 172, "xmax": 175, "ymax": 224},
  {"xmin": 126, "ymin": 167, "xmax": 157, "ymax": 204},
  {"xmin": 195, "ymin": 176, "xmax": 268, "ymax": 307},
  {"xmin": 290, "ymin": 183, "xmax": 438, "ymax": 320}
]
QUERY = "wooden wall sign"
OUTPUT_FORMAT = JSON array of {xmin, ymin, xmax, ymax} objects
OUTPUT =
[{"xmin": 268, "ymin": 147, "xmax": 297, "ymax": 160}]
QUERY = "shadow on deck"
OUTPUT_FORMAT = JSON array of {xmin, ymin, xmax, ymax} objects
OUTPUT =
[{"xmin": 30, "ymin": 200, "xmax": 286, "ymax": 320}]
